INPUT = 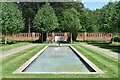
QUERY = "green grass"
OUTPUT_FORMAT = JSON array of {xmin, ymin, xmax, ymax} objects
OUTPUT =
[
  {"xmin": 90, "ymin": 42, "xmax": 120, "ymax": 53},
  {"xmin": 72, "ymin": 44, "xmax": 118, "ymax": 78},
  {"xmin": 2, "ymin": 44, "xmax": 46, "ymax": 78},
  {"xmin": 1, "ymin": 43, "xmax": 29, "ymax": 51},
  {"xmin": 1, "ymin": 43, "xmax": 119, "ymax": 79}
]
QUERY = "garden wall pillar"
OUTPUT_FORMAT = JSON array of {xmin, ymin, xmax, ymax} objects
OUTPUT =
[
  {"xmin": 64, "ymin": 33, "xmax": 68, "ymax": 41},
  {"xmin": 52, "ymin": 33, "xmax": 55, "ymax": 41},
  {"xmin": 84, "ymin": 32, "xmax": 87, "ymax": 40},
  {"xmin": 32, "ymin": 32, "xmax": 35, "ymax": 40},
  {"xmin": 12, "ymin": 34, "xmax": 15, "ymax": 40}
]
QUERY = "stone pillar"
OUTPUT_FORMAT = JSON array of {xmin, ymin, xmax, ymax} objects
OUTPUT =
[
  {"xmin": 84, "ymin": 32, "xmax": 87, "ymax": 41},
  {"xmin": 12, "ymin": 34, "xmax": 15, "ymax": 40},
  {"xmin": 32, "ymin": 32, "xmax": 35, "ymax": 40},
  {"xmin": 52, "ymin": 32, "xmax": 55, "ymax": 42},
  {"xmin": 64, "ymin": 33, "xmax": 68, "ymax": 41}
]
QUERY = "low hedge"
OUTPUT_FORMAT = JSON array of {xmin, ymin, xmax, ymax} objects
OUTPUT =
[
  {"xmin": 1, "ymin": 36, "xmax": 36, "ymax": 44},
  {"xmin": 76, "ymin": 40, "xmax": 111, "ymax": 44},
  {"xmin": 13, "ymin": 40, "xmax": 34, "ymax": 43},
  {"xmin": 0, "ymin": 36, "xmax": 14, "ymax": 44},
  {"xmin": 112, "ymin": 36, "xmax": 120, "ymax": 42},
  {"xmin": 86, "ymin": 40, "xmax": 111, "ymax": 44}
]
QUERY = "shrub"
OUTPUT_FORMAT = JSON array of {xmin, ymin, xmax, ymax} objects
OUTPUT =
[
  {"xmin": 79, "ymin": 40, "xmax": 111, "ymax": 44},
  {"xmin": 13, "ymin": 40, "xmax": 35, "ymax": 43},
  {"xmin": 113, "ymin": 36, "xmax": 120, "ymax": 42},
  {"xmin": 0, "ymin": 36, "xmax": 5, "ymax": 42},
  {"xmin": 0, "ymin": 36, "xmax": 16, "ymax": 44}
]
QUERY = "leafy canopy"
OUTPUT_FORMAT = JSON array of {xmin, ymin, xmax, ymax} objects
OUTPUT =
[
  {"xmin": 60, "ymin": 8, "xmax": 81, "ymax": 33},
  {"xmin": 33, "ymin": 3, "xmax": 58, "ymax": 33},
  {"xmin": 1, "ymin": 2, "xmax": 24, "ymax": 35}
]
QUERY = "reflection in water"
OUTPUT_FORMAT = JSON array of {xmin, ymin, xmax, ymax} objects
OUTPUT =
[{"xmin": 55, "ymin": 47, "xmax": 59, "ymax": 51}]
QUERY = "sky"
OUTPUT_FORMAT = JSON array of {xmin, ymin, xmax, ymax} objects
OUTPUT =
[
  {"xmin": 83, "ymin": 2, "xmax": 108, "ymax": 10},
  {"xmin": 82, "ymin": 0, "xmax": 119, "ymax": 10}
]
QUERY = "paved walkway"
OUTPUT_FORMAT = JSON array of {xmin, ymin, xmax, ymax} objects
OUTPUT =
[
  {"xmin": 81, "ymin": 43, "xmax": 119, "ymax": 59},
  {"xmin": 0, "ymin": 44, "xmax": 38, "ymax": 59}
]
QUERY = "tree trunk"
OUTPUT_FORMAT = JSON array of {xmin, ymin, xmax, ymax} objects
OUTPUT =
[
  {"xmin": 28, "ymin": 17, "xmax": 31, "ymax": 33},
  {"xmin": 71, "ymin": 33, "xmax": 72, "ymax": 43},
  {"xmin": 46, "ymin": 33, "xmax": 48, "ymax": 43},
  {"xmin": 43, "ymin": 33, "xmax": 46, "ymax": 42},
  {"xmin": 4, "ymin": 35, "xmax": 7, "ymax": 44},
  {"xmin": 42, "ymin": 32, "xmax": 43, "ymax": 42}
]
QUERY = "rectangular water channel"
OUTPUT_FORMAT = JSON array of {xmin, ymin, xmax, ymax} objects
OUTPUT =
[{"xmin": 14, "ymin": 46, "xmax": 103, "ymax": 74}]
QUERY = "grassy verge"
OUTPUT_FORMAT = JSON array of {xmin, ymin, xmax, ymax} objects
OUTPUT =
[
  {"xmin": 1, "ymin": 43, "xmax": 29, "ymax": 51},
  {"xmin": 2, "ymin": 44, "xmax": 46, "ymax": 78},
  {"xmin": 1, "ymin": 43, "xmax": 119, "ymax": 78},
  {"xmin": 90, "ymin": 42, "xmax": 120, "ymax": 53}
]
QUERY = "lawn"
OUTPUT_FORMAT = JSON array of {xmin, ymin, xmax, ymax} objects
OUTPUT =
[
  {"xmin": 0, "ymin": 43, "xmax": 29, "ymax": 51},
  {"xmin": 89, "ymin": 42, "xmax": 120, "ymax": 53},
  {"xmin": 1, "ymin": 43, "xmax": 119, "ymax": 79},
  {"xmin": 72, "ymin": 44, "xmax": 118, "ymax": 78}
]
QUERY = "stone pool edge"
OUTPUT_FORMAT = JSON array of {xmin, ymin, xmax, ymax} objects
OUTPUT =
[
  {"xmin": 70, "ymin": 45, "xmax": 104, "ymax": 74},
  {"xmin": 13, "ymin": 45, "xmax": 49, "ymax": 74},
  {"xmin": 13, "ymin": 45, "xmax": 104, "ymax": 74}
]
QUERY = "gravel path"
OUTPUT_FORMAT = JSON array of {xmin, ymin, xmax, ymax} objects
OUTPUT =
[
  {"xmin": 81, "ymin": 43, "xmax": 119, "ymax": 59},
  {"xmin": 0, "ymin": 44, "xmax": 38, "ymax": 59}
]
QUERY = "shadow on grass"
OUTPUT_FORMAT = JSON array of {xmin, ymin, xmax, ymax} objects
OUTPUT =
[{"xmin": 91, "ymin": 43, "xmax": 120, "ymax": 53}]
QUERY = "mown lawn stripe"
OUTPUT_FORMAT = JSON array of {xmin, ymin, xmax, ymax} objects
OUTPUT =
[
  {"xmin": 72, "ymin": 44, "xmax": 118, "ymax": 78},
  {"xmin": 2, "ymin": 45, "xmax": 39, "ymax": 64},
  {"xmin": 1, "ymin": 44, "xmax": 119, "ymax": 78},
  {"xmin": 2, "ymin": 45, "xmax": 42, "ymax": 68},
  {"xmin": 2, "ymin": 45, "xmax": 46, "ymax": 77}
]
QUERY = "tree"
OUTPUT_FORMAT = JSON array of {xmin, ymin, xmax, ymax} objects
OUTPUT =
[
  {"xmin": 82, "ymin": 8, "xmax": 94, "ymax": 32},
  {"xmin": 1, "ymin": 2, "xmax": 24, "ymax": 44},
  {"xmin": 51, "ymin": 2, "xmax": 84, "ymax": 32},
  {"xmin": 114, "ymin": 1, "xmax": 120, "ymax": 33},
  {"xmin": 33, "ymin": 3, "xmax": 58, "ymax": 42},
  {"xmin": 16, "ymin": 2, "xmax": 45, "ymax": 33},
  {"xmin": 60, "ymin": 8, "xmax": 81, "ymax": 43},
  {"xmin": 80, "ymin": 1, "xmax": 119, "ymax": 33},
  {"xmin": 23, "ymin": 7, "xmax": 35, "ymax": 33},
  {"xmin": 80, "ymin": 8, "xmax": 100, "ymax": 33},
  {"xmin": 97, "ymin": 2, "xmax": 119, "ymax": 33},
  {"xmin": 16, "ymin": 2, "xmax": 84, "ymax": 33}
]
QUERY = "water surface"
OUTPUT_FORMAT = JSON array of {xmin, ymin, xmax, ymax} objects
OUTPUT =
[{"xmin": 24, "ymin": 46, "xmax": 90, "ymax": 72}]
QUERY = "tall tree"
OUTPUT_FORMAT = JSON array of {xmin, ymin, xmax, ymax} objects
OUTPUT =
[
  {"xmin": 97, "ymin": 2, "xmax": 119, "ymax": 33},
  {"xmin": 1, "ymin": 2, "xmax": 24, "ymax": 44},
  {"xmin": 81, "ymin": 1, "xmax": 119, "ymax": 33},
  {"xmin": 16, "ymin": 2, "xmax": 84, "ymax": 33},
  {"xmin": 16, "ymin": 2, "xmax": 43, "ymax": 33},
  {"xmin": 33, "ymin": 3, "xmax": 58, "ymax": 42},
  {"xmin": 60, "ymin": 8, "xmax": 81, "ymax": 43},
  {"xmin": 115, "ymin": 1, "xmax": 120, "ymax": 33},
  {"xmin": 81, "ymin": 8, "xmax": 100, "ymax": 33},
  {"xmin": 51, "ymin": 2, "xmax": 84, "ymax": 32}
]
